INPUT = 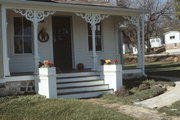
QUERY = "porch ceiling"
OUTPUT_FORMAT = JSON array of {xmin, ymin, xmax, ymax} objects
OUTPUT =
[{"xmin": 1, "ymin": 0, "xmax": 148, "ymax": 16}]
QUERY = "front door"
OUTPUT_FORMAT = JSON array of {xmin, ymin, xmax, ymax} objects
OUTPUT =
[{"xmin": 52, "ymin": 16, "xmax": 73, "ymax": 71}]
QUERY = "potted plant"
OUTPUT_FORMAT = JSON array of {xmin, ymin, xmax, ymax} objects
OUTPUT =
[{"xmin": 77, "ymin": 63, "xmax": 84, "ymax": 70}]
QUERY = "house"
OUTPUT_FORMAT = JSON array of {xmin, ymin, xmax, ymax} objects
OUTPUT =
[
  {"xmin": 150, "ymin": 37, "xmax": 162, "ymax": 48},
  {"xmin": 164, "ymin": 31, "xmax": 180, "ymax": 53},
  {"xmin": 0, "ymin": 0, "xmax": 147, "ymax": 98}
]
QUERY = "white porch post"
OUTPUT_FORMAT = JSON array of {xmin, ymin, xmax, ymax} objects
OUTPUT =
[
  {"xmin": 136, "ymin": 17, "xmax": 142, "ymax": 68},
  {"xmin": 33, "ymin": 22, "xmax": 39, "ymax": 74},
  {"xmin": 141, "ymin": 13, "xmax": 146, "ymax": 76},
  {"xmin": 1, "ymin": 6, "xmax": 10, "ymax": 77},
  {"xmin": 13, "ymin": 9, "xmax": 55, "ymax": 74},
  {"xmin": 76, "ymin": 13, "xmax": 108, "ymax": 71},
  {"xmin": 91, "ymin": 23, "xmax": 98, "ymax": 71}
]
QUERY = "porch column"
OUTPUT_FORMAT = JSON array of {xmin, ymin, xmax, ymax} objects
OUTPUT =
[
  {"xmin": 136, "ymin": 17, "xmax": 142, "ymax": 68},
  {"xmin": 141, "ymin": 13, "xmax": 146, "ymax": 76},
  {"xmin": 1, "ymin": 6, "xmax": 10, "ymax": 77},
  {"xmin": 33, "ymin": 22, "xmax": 39, "ymax": 74},
  {"xmin": 118, "ymin": 29, "xmax": 125, "ymax": 65},
  {"xmin": 76, "ymin": 13, "xmax": 108, "ymax": 71},
  {"xmin": 91, "ymin": 23, "xmax": 98, "ymax": 71},
  {"xmin": 124, "ymin": 16, "xmax": 142, "ymax": 68},
  {"xmin": 13, "ymin": 9, "xmax": 55, "ymax": 74}
]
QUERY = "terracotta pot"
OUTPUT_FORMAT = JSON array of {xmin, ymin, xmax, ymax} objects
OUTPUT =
[{"xmin": 77, "ymin": 63, "xmax": 84, "ymax": 70}]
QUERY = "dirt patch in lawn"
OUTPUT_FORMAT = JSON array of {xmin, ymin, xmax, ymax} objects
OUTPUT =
[{"xmin": 85, "ymin": 99, "xmax": 180, "ymax": 120}]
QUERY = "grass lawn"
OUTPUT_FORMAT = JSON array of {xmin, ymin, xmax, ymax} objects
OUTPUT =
[
  {"xmin": 0, "ymin": 95, "xmax": 137, "ymax": 120},
  {"xmin": 145, "ymin": 61, "xmax": 180, "ymax": 77},
  {"xmin": 102, "ymin": 78, "xmax": 175, "ymax": 105},
  {"xmin": 158, "ymin": 101, "xmax": 180, "ymax": 116}
]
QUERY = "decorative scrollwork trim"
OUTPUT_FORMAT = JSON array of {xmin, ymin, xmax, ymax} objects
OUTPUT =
[
  {"xmin": 13, "ymin": 9, "xmax": 55, "ymax": 23},
  {"xmin": 76, "ymin": 13, "xmax": 109, "ymax": 25},
  {"xmin": 123, "ymin": 16, "xmax": 140, "ymax": 26}
]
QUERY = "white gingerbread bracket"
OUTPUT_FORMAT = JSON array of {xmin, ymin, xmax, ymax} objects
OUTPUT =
[
  {"xmin": 123, "ymin": 16, "xmax": 140, "ymax": 26},
  {"xmin": 13, "ymin": 9, "xmax": 55, "ymax": 24},
  {"xmin": 76, "ymin": 13, "xmax": 108, "ymax": 71},
  {"xmin": 13, "ymin": 9, "xmax": 55, "ymax": 74}
]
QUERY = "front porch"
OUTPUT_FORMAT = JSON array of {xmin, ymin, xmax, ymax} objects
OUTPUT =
[
  {"xmin": 1, "ymin": 6, "xmax": 146, "ymax": 77},
  {"xmin": 0, "ymin": 1, "xmax": 147, "ymax": 98}
]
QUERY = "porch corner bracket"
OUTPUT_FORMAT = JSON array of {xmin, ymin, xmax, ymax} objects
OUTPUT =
[
  {"xmin": 13, "ymin": 9, "xmax": 55, "ymax": 23},
  {"xmin": 75, "ymin": 13, "xmax": 109, "ymax": 25},
  {"xmin": 123, "ymin": 16, "xmax": 140, "ymax": 26}
]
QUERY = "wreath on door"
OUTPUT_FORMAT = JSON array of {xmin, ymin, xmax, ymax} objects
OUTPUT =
[{"xmin": 38, "ymin": 28, "xmax": 49, "ymax": 42}]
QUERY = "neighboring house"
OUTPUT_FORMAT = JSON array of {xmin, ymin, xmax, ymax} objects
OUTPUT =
[
  {"xmin": 164, "ymin": 31, "xmax": 180, "ymax": 53},
  {"xmin": 0, "ymin": 0, "xmax": 147, "ymax": 98},
  {"xmin": 150, "ymin": 37, "xmax": 162, "ymax": 48}
]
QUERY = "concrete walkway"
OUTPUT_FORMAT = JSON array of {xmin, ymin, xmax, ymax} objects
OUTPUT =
[{"xmin": 134, "ymin": 76, "xmax": 180, "ymax": 109}]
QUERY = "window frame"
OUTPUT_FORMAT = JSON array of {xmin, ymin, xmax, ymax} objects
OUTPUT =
[
  {"xmin": 13, "ymin": 16, "xmax": 33, "ymax": 55},
  {"xmin": 88, "ymin": 22, "xmax": 103, "ymax": 52}
]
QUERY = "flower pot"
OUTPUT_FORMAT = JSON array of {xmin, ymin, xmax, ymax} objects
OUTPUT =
[{"xmin": 77, "ymin": 63, "xmax": 84, "ymax": 70}]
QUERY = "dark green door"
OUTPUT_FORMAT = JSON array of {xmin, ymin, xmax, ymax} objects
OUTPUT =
[{"xmin": 52, "ymin": 16, "xmax": 72, "ymax": 71}]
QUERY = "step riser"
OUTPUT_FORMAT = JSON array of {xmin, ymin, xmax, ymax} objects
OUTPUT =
[
  {"xmin": 57, "ymin": 72, "xmax": 98, "ymax": 78},
  {"xmin": 58, "ymin": 90, "xmax": 113, "ymax": 99},
  {"xmin": 58, "ymin": 85, "xmax": 109, "ymax": 93},
  {"xmin": 57, "ymin": 76, "xmax": 101, "ymax": 83},
  {"xmin": 57, "ymin": 81, "xmax": 104, "ymax": 88}
]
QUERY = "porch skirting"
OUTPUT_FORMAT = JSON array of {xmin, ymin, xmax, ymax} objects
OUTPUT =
[{"xmin": 0, "ymin": 80, "xmax": 35, "ymax": 97}]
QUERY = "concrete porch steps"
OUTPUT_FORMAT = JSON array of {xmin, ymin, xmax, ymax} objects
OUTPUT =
[{"xmin": 56, "ymin": 72, "xmax": 114, "ymax": 98}]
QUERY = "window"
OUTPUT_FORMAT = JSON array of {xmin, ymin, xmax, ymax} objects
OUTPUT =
[
  {"xmin": 170, "ymin": 36, "xmax": 175, "ymax": 39},
  {"xmin": 151, "ymin": 40, "xmax": 155, "ymax": 43},
  {"xmin": 14, "ymin": 17, "xmax": 33, "ymax": 54},
  {"xmin": 88, "ymin": 23, "xmax": 102, "ymax": 51}
]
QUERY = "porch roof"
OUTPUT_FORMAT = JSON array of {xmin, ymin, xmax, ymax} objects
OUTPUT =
[{"xmin": 1, "ymin": 0, "xmax": 148, "ymax": 16}]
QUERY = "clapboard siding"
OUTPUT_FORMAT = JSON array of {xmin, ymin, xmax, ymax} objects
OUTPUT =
[{"xmin": 10, "ymin": 55, "xmax": 35, "ymax": 72}]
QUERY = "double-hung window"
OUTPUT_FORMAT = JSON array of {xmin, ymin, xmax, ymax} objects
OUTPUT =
[
  {"xmin": 14, "ymin": 17, "xmax": 33, "ymax": 54},
  {"xmin": 88, "ymin": 23, "xmax": 102, "ymax": 51}
]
